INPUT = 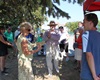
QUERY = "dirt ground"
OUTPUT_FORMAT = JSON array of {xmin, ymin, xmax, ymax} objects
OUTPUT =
[
  {"xmin": 0, "ymin": 53, "xmax": 80, "ymax": 80},
  {"xmin": 0, "ymin": 53, "xmax": 18, "ymax": 80},
  {"xmin": 32, "ymin": 56, "xmax": 80, "ymax": 80}
]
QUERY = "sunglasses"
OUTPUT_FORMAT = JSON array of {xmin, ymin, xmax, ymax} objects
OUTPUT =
[
  {"xmin": 50, "ymin": 25, "xmax": 56, "ymax": 27},
  {"xmin": 27, "ymin": 29, "xmax": 31, "ymax": 31},
  {"xmin": 59, "ymin": 27, "xmax": 63, "ymax": 29}
]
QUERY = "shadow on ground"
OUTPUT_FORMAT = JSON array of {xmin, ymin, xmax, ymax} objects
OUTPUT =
[
  {"xmin": 32, "ymin": 55, "xmax": 80, "ymax": 80},
  {"xmin": 59, "ymin": 57, "xmax": 80, "ymax": 80},
  {"xmin": 0, "ymin": 53, "xmax": 18, "ymax": 80},
  {"xmin": 0, "ymin": 52, "xmax": 80, "ymax": 80}
]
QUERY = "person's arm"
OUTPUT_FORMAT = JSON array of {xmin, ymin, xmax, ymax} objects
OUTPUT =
[
  {"xmin": 0, "ymin": 35, "xmax": 12, "ymax": 46},
  {"xmin": 86, "ymin": 52, "xmax": 100, "ymax": 80},
  {"xmin": 66, "ymin": 32, "xmax": 69, "ymax": 40},
  {"xmin": 21, "ymin": 39, "xmax": 41, "ymax": 55},
  {"xmin": 43, "ymin": 31, "xmax": 50, "ymax": 42}
]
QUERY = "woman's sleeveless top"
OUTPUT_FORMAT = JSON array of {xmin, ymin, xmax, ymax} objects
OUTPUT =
[
  {"xmin": 16, "ymin": 34, "xmax": 34, "ymax": 61},
  {"xmin": 0, "ymin": 33, "xmax": 8, "ymax": 50}
]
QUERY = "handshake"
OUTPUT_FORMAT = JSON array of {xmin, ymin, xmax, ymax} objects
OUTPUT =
[{"xmin": 36, "ymin": 41, "xmax": 45, "ymax": 46}]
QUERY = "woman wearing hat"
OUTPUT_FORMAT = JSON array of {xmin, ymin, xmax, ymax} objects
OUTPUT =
[{"xmin": 43, "ymin": 21, "xmax": 60, "ymax": 76}]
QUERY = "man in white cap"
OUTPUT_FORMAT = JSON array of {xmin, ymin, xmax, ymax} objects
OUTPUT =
[{"xmin": 43, "ymin": 21, "xmax": 60, "ymax": 76}]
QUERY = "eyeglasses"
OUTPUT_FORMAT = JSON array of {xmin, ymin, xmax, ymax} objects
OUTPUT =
[
  {"xmin": 27, "ymin": 29, "xmax": 31, "ymax": 31},
  {"xmin": 50, "ymin": 25, "xmax": 56, "ymax": 27}
]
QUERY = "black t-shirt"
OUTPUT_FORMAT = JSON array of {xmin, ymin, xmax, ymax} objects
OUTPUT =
[{"xmin": 0, "ymin": 33, "xmax": 8, "ymax": 56}]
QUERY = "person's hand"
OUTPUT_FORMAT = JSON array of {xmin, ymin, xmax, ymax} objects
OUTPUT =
[
  {"xmin": 98, "ymin": 74, "xmax": 100, "ymax": 78},
  {"xmin": 11, "ymin": 44, "xmax": 13, "ymax": 47},
  {"xmin": 47, "ymin": 32, "xmax": 51, "ymax": 38},
  {"xmin": 37, "ymin": 44, "xmax": 42, "ymax": 51},
  {"xmin": 93, "ymin": 76, "xmax": 100, "ymax": 80},
  {"xmin": 7, "ymin": 42, "xmax": 13, "ymax": 46}
]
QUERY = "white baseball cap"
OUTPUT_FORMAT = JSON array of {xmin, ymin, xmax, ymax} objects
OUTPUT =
[{"xmin": 18, "ymin": 26, "xmax": 20, "ymax": 28}]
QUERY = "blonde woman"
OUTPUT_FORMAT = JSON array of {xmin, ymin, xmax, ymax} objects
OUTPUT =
[{"xmin": 16, "ymin": 22, "xmax": 41, "ymax": 80}]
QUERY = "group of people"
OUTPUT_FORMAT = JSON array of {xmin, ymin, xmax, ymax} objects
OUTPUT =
[
  {"xmin": 15, "ymin": 21, "xmax": 69, "ymax": 80},
  {"xmin": 0, "ymin": 13, "xmax": 100, "ymax": 80}
]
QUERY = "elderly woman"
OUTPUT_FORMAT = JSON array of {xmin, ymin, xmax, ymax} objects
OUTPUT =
[{"xmin": 16, "ymin": 22, "xmax": 41, "ymax": 80}]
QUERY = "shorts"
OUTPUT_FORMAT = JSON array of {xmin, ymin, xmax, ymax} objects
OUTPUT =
[
  {"xmin": 0, "ymin": 49, "xmax": 8, "ymax": 56},
  {"xmin": 74, "ymin": 48, "xmax": 82, "ymax": 60}
]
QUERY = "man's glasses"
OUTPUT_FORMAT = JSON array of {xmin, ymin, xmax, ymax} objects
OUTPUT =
[{"xmin": 50, "ymin": 26, "xmax": 56, "ymax": 28}]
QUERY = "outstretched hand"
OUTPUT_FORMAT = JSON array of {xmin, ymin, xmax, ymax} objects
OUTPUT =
[
  {"xmin": 37, "ymin": 44, "xmax": 42, "ymax": 51},
  {"xmin": 47, "ymin": 32, "xmax": 51, "ymax": 38}
]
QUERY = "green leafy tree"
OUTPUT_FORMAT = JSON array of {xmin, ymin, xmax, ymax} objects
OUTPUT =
[
  {"xmin": 66, "ymin": 20, "xmax": 100, "ymax": 33},
  {"xmin": 97, "ymin": 20, "xmax": 100, "ymax": 32},
  {"xmin": 0, "ymin": 0, "xmax": 47, "ymax": 27},
  {"xmin": 0, "ymin": 0, "xmax": 84, "ymax": 28},
  {"xmin": 65, "ymin": 21, "xmax": 79, "ymax": 33}
]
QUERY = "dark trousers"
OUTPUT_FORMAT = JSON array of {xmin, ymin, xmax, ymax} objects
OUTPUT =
[{"xmin": 59, "ymin": 43, "xmax": 68, "ymax": 53}]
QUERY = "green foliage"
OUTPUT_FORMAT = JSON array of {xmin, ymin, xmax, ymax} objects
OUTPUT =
[
  {"xmin": 65, "ymin": 20, "xmax": 100, "ymax": 33},
  {"xmin": 0, "ymin": 0, "xmax": 84, "ymax": 29},
  {"xmin": 65, "ymin": 21, "xmax": 79, "ymax": 32},
  {"xmin": 0, "ymin": 0, "xmax": 47, "ymax": 28},
  {"xmin": 98, "ymin": 20, "xmax": 100, "ymax": 27},
  {"xmin": 97, "ymin": 20, "xmax": 100, "ymax": 32}
]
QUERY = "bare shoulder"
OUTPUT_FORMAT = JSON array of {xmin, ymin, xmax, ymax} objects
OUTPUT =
[{"xmin": 21, "ymin": 38, "xmax": 28, "ymax": 44}]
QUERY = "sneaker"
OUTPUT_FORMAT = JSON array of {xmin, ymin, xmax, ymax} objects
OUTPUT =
[
  {"xmin": 1, "ymin": 70, "xmax": 8, "ymax": 75},
  {"xmin": 48, "ymin": 74, "xmax": 52, "ymax": 77},
  {"xmin": 66, "ymin": 57, "xmax": 69, "ymax": 62},
  {"xmin": 56, "ymin": 69, "xmax": 59, "ymax": 73}
]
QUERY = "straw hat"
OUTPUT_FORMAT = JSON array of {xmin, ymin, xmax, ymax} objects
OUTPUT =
[{"xmin": 48, "ymin": 21, "xmax": 57, "ymax": 26}]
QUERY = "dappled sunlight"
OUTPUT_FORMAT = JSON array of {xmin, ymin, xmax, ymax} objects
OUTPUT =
[
  {"xmin": 32, "ymin": 56, "xmax": 80, "ymax": 80},
  {"xmin": 0, "ymin": 43, "xmax": 80, "ymax": 80}
]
